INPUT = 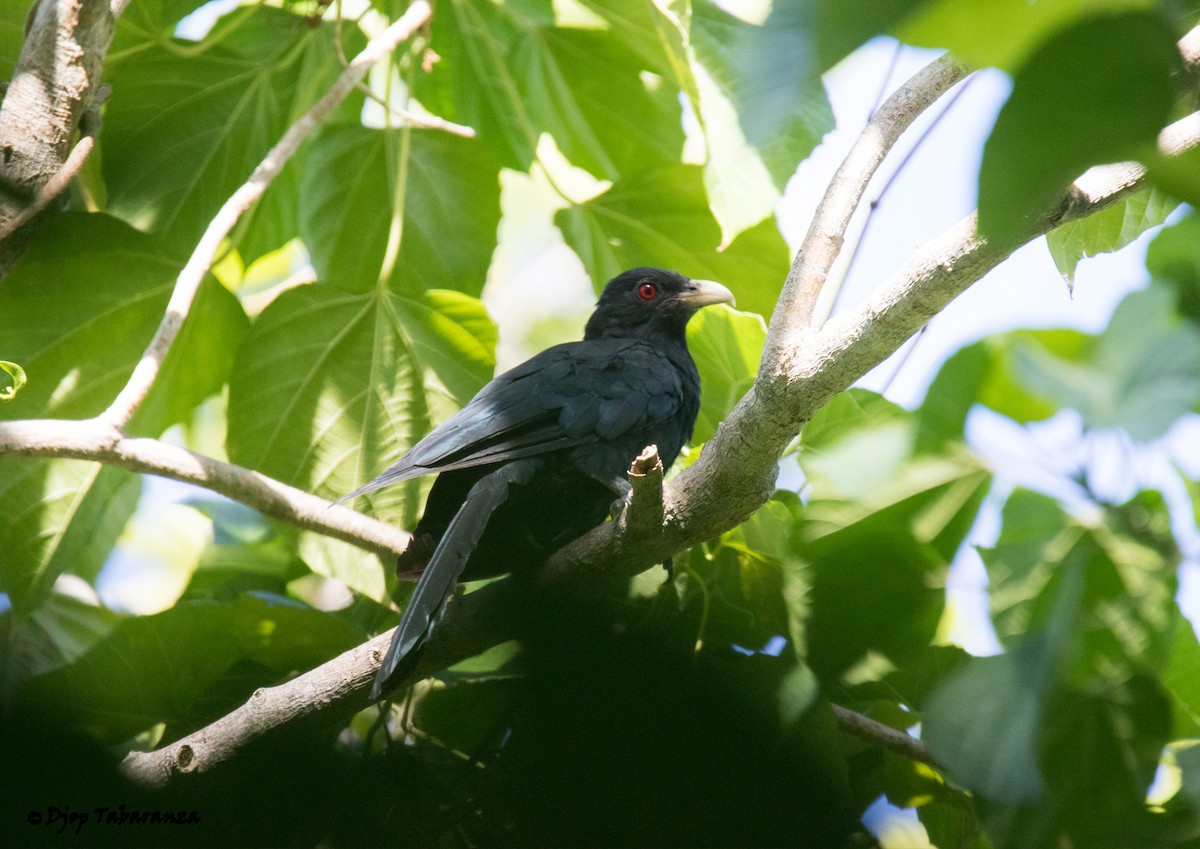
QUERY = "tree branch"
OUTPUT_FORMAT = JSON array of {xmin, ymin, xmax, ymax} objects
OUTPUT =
[
  {"xmin": 100, "ymin": 0, "xmax": 434, "ymax": 431},
  {"xmin": 114, "ymin": 23, "xmax": 1200, "ymax": 780},
  {"xmin": 0, "ymin": 417, "xmax": 410, "ymax": 560},
  {"xmin": 0, "ymin": 0, "xmax": 115, "ymax": 273},
  {"xmin": 831, "ymin": 704, "xmax": 940, "ymax": 769}
]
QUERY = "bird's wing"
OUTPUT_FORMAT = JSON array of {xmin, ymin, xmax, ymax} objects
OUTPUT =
[{"xmin": 341, "ymin": 339, "xmax": 685, "ymax": 501}]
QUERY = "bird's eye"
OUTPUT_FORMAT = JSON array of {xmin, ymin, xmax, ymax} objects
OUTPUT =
[{"xmin": 637, "ymin": 282, "xmax": 658, "ymax": 300}]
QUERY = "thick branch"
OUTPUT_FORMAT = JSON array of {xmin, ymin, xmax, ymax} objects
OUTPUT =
[
  {"xmin": 118, "ymin": 102, "xmax": 1200, "ymax": 787},
  {"xmin": 0, "ymin": 0, "xmax": 115, "ymax": 272},
  {"xmin": 765, "ymin": 53, "xmax": 970, "ymax": 353},
  {"xmin": 0, "ymin": 418, "xmax": 409, "ymax": 560},
  {"xmin": 102, "ymin": 22, "xmax": 1200, "ymax": 785},
  {"xmin": 101, "ymin": 0, "xmax": 433, "ymax": 430}
]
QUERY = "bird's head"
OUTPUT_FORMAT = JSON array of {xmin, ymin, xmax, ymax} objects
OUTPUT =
[{"xmin": 584, "ymin": 268, "xmax": 735, "ymax": 341}]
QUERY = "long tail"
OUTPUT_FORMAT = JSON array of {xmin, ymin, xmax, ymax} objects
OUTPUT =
[{"xmin": 371, "ymin": 460, "xmax": 535, "ymax": 699}]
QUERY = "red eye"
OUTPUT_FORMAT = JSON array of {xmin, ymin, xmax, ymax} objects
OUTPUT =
[{"xmin": 638, "ymin": 282, "xmax": 658, "ymax": 300}]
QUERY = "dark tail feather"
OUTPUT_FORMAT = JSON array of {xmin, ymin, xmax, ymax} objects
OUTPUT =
[{"xmin": 370, "ymin": 461, "xmax": 535, "ymax": 699}]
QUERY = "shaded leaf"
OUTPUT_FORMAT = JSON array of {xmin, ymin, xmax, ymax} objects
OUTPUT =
[
  {"xmin": 103, "ymin": 7, "xmax": 344, "ymax": 252},
  {"xmin": 20, "ymin": 594, "xmax": 364, "ymax": 743},
  {"xmin": 978, "ymin": 12, "xmax": 1180, "ymax": 241},
  {"xmin": 1146, "ymin": 209, "xmax": 1200, "ymax": 323}
]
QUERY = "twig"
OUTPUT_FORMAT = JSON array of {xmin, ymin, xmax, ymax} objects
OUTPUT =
[
  {"xmin": 355, "ymin": 80, "xmax": 476, "ymax": 137},
  {"xmin": 0, "ymin": 418, "xmax": 410, "ymax": 560},
  {"xmin": 831, "ymin": 704, "xmax": 941, "ymax": 768},
  {"xmin": 100, "ymin": 0, "xmax": 433, "ymax": 431}
]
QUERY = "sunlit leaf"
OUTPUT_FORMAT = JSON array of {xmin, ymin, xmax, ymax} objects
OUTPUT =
[
  {"xmin": 686, "ymin": 305, "xmax": 764, "ymax": 443},
  {"xmin": 0, "ymin": 214, "xmax": 244, "ymax": 610},
  {"xmin": 0, "ymin": 361, "xmax": 25, "ymax": 400},
  {"xmin": 226, "ymin": 284, "xmax": 496, "ymax": 530},
  {"xmin": 414, "ymin": 0, "xmax": 683, "ymax": 176},
  {"xmin": 1047, "ymin": 186, "xmax": 1179, "ymax": 282},
  {"xmin": 899, "ymin": 0, "xmax": 1156, "ymax": 72},
  {"xmin": 556, "ymin": 164, "xmax": 791, "ymax": 318},
  {"xmin": 299, "ymin": 124, "xmax": 502, "ymax": 296}
]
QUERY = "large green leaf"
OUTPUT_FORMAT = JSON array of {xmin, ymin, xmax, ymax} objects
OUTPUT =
[
  {"xmin": 656, "ymin": 0, "xmax": 832, "ymax": 245},
  {"xmin": 226, "ymin": 284, "xmax": 496, "ymax": 529},
  {"xmin": 898, "ymin": 0, "xmax": 1157, "ymax": 72},
  {"xmin": 924, "ymin": 641, "xmax": 1054, "ymax": 805},
  {"xmin": 0, "ymin": 214, "xmax": 246, "ymax": 611},
  {"xmin": 686, "ymin": 305, "xmax": 764, "ymax": 444},
  {"xmin": 18, "ymin": 594, "xmax": 364, "ymax": 743},
  {"xmin": 103, "ymin": 7, "xmax": 344, "ymax": 253},
  {"xmin": 413, "ymin": 0, "xmax": 683, "ymax": 177},
  {"xmin": 795, "ymin": 391, "xmax": 991, "ymax": 681},
  {"xmin": 299, "ymin": 124, "xmax": 502, "ymax": 296},
  {"xmin": 1046, "ymin": 186, "xmax": 1180, "ymax": 282},
  {"xmin": 1146, "ymin": 209, "xmax": 1200, "ymax": 323},
  {"xmin": 555, "ymin": 164, "xmax": 791, "ymax": 318},
  {"xmin": 1011, "ymin": 286, "xmax": 1200, "ymax": 440},
  {"xmin": 815, "ymin": 0, "xmax": 928, "ymax": 69},
  {"xmin": 977, "ymin": 12, "xmax": 1180, "ymax": 242}
]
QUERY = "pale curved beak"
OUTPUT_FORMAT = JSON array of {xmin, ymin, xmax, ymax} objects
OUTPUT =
[{"xmin": 678, "ymin": 278, "xmax": 736, "ymax": 308}]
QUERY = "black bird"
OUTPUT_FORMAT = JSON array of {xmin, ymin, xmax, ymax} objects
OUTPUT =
[{"xmin": 344, "ymin": 268, "xmax": 734, "ymax": 698}]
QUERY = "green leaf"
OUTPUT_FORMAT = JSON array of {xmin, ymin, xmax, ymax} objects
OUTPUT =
[
  {"xmin": 1046, "ymin": 186, "xmax": 1179, "ymax": 281},
  {"xmin": 555, "ymin": 164, "xmax": 791, "ymax": 318},
  {"xmin": 299, "ymin": 125, "xmax": 502, "ymax": 296},
  {"xmin": 1012, "ymin": 286, "xmax": 1200, "ymax": 440},
  {"xmin": 1, "ymin": 592, "xmax": 121, "ymax": 684},
  {"xmin": 0, "ymin": 0, "xmax": 28, "ymax": 83},
  {"xmin": 1158, "ymin": 606, "xmax": 1200, "ymax": 737},
  {"xmin": 657, "ymin": 0, "xmax": 831, "ymax": 245},
  {"xmin": 414, "ymin": 0, "xmax": 684, "ymax": 176},
  {"xmin": 977, "ymin": 12, "xmax": 1180, "ymax": 242},
  {"xmin": 0, "ymin": 360, "xmax": 25, "ymax": 400},
  {"xmin": 898, "ymin": 0, "xmax": 1157, "ymax": 72},
  {"xmin": 816, "ymin": 0, "xmax": 928, "ymax": 70},
  {"xmin": 925, "ymin": 646, "xmax": 1051, "ymax": 804},
  {"xmin": 686, "ymin": 305, "xmax": 764, "ymax": 443},
  {"xmin": 0, "ymin": 213, "xmax": 244, "ymax": 610},
  {"xmin": 19, "ymin": 594, "xmax": 364, "ymax": 742},
  {"xmin": 103, "ymin": 7, "xmax": 344, "ymax": 252},
  {"xmin": 226, "ymin": 284, "xmax": 496, "ymax": 527},
  {"xmin": 1146, "ymin": 210, "xmax": 1200, "ymax": 323},
  {"xmin": 800, "ymin": 508, "xmax": 947, "ymax": 683}
]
